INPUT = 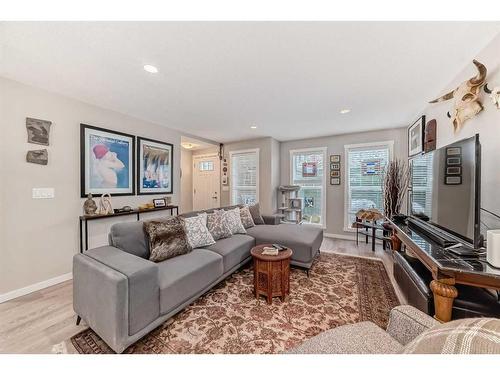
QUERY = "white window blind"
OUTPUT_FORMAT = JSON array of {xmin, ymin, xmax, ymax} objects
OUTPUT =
[
  {"xmin": 290, "ymin": 148, "xmax": 326, "ymax": 225},
  {"xmin": 230, "ymin": 150, "xmax": 259, "ymax": 205},
  {"xmin": 411, "ymin": 152, "xmax": 434, "ymax": 217},
  {"xmin": 345, "ymin": 143, "xmax": 392, "ymax": 228}
]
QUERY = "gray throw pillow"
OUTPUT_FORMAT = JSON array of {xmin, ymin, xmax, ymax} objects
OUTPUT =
[
  {"xmin": 240, "ymin": 206, "xmax": 255, "ymax": 229},
  {"xmin": 224, "ymin": 207, "xmax": 246, "ymax": 234},
  {"xmin": 182, "ymin": 213, "xmax": 216, "ymax": 249},
  {"xmin": 144, "ymin": 217, "xmax": 191, "ymax": 262},
  {"xmin": 249, "ymin": 203, "xmax": 265, "ymax": 225},
  {"xmin": 206, "ymin": 210, "xmax": 232, "ymax": 240}
]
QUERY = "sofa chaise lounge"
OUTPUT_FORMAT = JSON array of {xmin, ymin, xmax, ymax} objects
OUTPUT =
[{"xmin": 73, "ymin": 206, "xmax": 323, "ymax": 353}]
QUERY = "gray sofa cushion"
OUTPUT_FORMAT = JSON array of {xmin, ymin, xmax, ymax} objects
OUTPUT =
[
  {"xmin": 287, "ymin": 321, "xmax": 403, "ymax": 354},
  {"xmin": 109, "ymin": 221, "xmax": 149, "ymax": 259},
  {"xmin": 204, "ymin": 234, "xmax": 255, "ymax": 272},
  {"xmin": 245, "ymin": 224, "xmax": 323, "ymax": 264},
  {"xmin": 157, "ymin": 249, "xmax": 224, "ymax": 315}
]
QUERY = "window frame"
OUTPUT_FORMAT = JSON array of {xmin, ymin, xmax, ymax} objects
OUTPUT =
[
  {"xmin": 343, "ymin": 140, "xmax": 394, "ymax": 232},
  {"xmin": 229, "ymin": 148, "xmax": 260, "ymax": 206},
  {"xmin": 289, "ymin": 146, "xmax": 327, "ymax": 229}
]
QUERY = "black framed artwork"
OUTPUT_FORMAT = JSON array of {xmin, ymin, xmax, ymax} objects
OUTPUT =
[
  {"xmin": 80, "ymin": 124, "xmax": 135, "ymax": 197},
  {"xmin": 137, "ymin": 137, "xmax": 174, "ymax": 195},
  {"xmin": 408, "ymin": 115, "xmax": 426, "ymax": 157}
]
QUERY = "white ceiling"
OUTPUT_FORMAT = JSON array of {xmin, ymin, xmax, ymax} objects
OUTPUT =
[{"xmin": 1, "ymin": 22, "xmax": 499, "ymax": 143}]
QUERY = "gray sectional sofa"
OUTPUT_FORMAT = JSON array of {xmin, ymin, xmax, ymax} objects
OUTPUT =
[{"xmin": 73, "ymin": 207, "xmax": 323, "ymax": 353}]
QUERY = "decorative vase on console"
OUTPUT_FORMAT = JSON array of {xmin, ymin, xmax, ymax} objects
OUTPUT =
[{"xmin": 382, "ymin": 159, "xmax": 410, "ymax": 224}]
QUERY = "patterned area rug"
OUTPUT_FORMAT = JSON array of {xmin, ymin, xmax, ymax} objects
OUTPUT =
[{"xmin": 71, "ymin": 253, "xmax": 399, "ymax": 354}]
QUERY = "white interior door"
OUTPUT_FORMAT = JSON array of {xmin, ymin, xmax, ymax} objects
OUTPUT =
[{"xmin": 193, "ymin": 155, "xmax": 220, "ymax": 211}]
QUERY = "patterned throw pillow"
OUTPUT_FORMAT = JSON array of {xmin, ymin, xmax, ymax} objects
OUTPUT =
[
  {"xmin": 182, "ymin": 213, "xmax": 216, "ymax": 249},
  {"xmin": 224, "ymin": 207, "xmax": 247, "ymax": 234},
  {"xmin": 206, "ymin": 210, "xmax": 232, "ymax": 240},
  {"xmin": 249, "ymin": 203, "xmax": 265, "ymax": 225},
  {"xmin": 403, "ymin": 318, "xmax": 500, "ymax": 354},
  {"xmin": 240, "ymin": 206, "xmax": 255, "ymax": 229},
  {"xmin": 144, "ymin": 217, "xmax": 191, "ymax": 262}
]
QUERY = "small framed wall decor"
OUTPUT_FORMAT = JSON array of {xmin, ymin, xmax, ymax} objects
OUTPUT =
[
  {"xmin": 408, "ymin": 115, "xmax": 425, "ymax": 157},
  {"xmin": 444, "ymin": 146, "xmax": 462, "ymax": 185},
  {"xmin": 330, "ymin": 170, "xmax": 340, "ymax": 178},
  {"xmin": 330, "ymin": 163, "xmax": 340, "ymax": 170},
  {"xmin": 330, "ymin": 177, "xmax": 341, "ymax": 185},
  {"xmin": 330, "ymin": 155, "xmax": 340, "ymax": 163}
]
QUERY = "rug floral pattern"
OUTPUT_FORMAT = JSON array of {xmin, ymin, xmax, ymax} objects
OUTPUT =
[{"xmin": 71, "ymin": 253, "xmax": 399, "ymax": 354}]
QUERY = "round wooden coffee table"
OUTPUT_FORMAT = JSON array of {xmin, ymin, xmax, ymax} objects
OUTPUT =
[{"xmin": 251, "ymin": 244, "xmax": 293, "ymax": 304}]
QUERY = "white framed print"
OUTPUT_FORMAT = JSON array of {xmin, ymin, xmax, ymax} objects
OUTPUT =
[
  {"xmin": 137, "ymin": 137, "xmax": 173, "ymax": 195},
  {"xmin": 408, "ymin": 115, "xmax": 425, "ymax": 157}
]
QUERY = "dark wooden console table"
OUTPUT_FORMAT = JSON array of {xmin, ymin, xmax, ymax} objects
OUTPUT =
[
  {"xmin": 79, "ymin": 205, "xmax": 179, "ymax": 253},
  {"xmin": 390, "ymin": 219, "xmax": 500, "ymax": 323}
]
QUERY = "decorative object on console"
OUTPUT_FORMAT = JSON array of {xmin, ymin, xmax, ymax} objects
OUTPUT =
[
  {"xmin": 97, "ymin": 193, "xmax": 113, "ymax": 215},
  {"xmin": 487, "ymin": 230, "xmax": 500, "ymax": 268},
  {"xmin": 429, "ymin": 60, "xmax": 487, "ymax": 133},
  {"xmin": 153, "ymin": 198, "xmax": 167, "ymax": 208},
  {"xmin": 80, "ymin": 124, "xmax": 135, "ymax": 197},
  {"xmin": 137, "ymin": 137, "xmax": 173, "ymax": 195},
  {"xmin": 444, "ymin": 146, "xmax": 462, "ymax": 185},
  {"xmin": 182, "ymin": 213, "xmax": 215, "ymax": 249},
  {"xmin": 83, "ymin": 193, "xmax": 97, "ymax": 216},
  {"xmin": 424, "ymin": 119, "xmax": 437, "ymax": 153},
  {"xmin": 144, "ymin": 217, "xmax": 191, "ymax": 262},
  {"xmin": 408, "ymin": 115, "xmax": 425, "ymax": 157},
  {"xmin": 484, "ymin": 84, "xmax": 500, "ymax": 108},
  {"xmin": 381, "ymin": 159, "xmax": 410, "ymax": 220},
  {"xmin": 113, "ymin": 206, "xmax": 132, "ymax": 213},
  {"xmin": 26, "ymin": 117, "xmax": 51, "ymax": 146},
  {"xmin": 355, "ymin": 208, "xmax": 383, "ymax": 222},
  {"xmin": 26, "ymin": 149, "xmax": 48, "ymax": 165}
]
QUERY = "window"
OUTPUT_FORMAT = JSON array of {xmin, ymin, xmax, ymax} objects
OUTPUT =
[
  {"xmin": 199, "ymin": 161, "xmax": 214, "ymax": 171},
  {"xmin": 411, "ymin": 152, "xmax": 434, "ymax": 217},
  {"xmin": 230, "ymin": 149, "xmax": 259, "ymax": 205},
  {"xmin": 290, "ymin": 147, "xmax": 327, "ymax": 226},
  {"xmin": 344, "ymin": 141, "xmax": 393, "ymax": 229}
]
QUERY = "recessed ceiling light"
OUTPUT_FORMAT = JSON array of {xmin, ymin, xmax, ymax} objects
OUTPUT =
[
  {"xmin": 340, "ymin": 109, "xmax": 351, "ymax": 114},
  {"xmin": 143, "ymin": 65, "xmax": 158, "ymax": 73},
  {"xmin": 250, "ymin": 126, "xmax": 257, "ymax": 129}
]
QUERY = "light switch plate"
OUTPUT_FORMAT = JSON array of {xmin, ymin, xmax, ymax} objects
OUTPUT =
[{"xmin": 32, "ymin": 188, "xmax": 55, "ymax": 199}]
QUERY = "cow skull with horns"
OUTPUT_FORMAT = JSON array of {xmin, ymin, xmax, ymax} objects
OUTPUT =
[
  {"xmin": 429, "ymin": 60, "xmax": 487, "ymax": 132},
  {"xmin": 484, "ymin": 84, "xmax": 500, "ymax": 109}
]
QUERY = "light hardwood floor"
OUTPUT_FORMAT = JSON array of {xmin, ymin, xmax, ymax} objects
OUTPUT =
[{"xmin": 0, "ymin": 238, "xmax": 404, "ymax": 353}]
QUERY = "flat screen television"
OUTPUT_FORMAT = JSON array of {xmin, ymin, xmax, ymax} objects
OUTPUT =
[{"xmin": 409, "ymin": 134, "xmax": 481, "ymax": 248}]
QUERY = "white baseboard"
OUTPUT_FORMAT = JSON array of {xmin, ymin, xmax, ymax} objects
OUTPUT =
[
  {"xmin": 324, "ymin": 232, "xmax": 356, "ymax": 241},
  {"xmin": 0, "ymin": 272, "xmax": 72, "ymax": 304}
]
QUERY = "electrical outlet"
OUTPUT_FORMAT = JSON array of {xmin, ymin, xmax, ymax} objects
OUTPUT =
[{"xmin": 32, "ymin": 188, "xmax": 55, "ymax": 199}]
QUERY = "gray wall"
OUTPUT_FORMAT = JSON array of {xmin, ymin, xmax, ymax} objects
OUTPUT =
[
  {"xmin": 280, "ymin": 127, "xmax": 407, "ymax": 236},
  {"xmin": 180, "ymin": 148, "xmax": 193, "ymax": 213},
  {"xmin": 0, "ymin": 77, "xmax": 194, "ymax": 295}
]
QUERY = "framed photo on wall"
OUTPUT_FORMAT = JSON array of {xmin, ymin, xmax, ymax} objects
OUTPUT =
[
  {"xmin": 80, "ymin": 124, "xmax": 135, "ymax": 197},
  {"xmin": 137, "ymin": 137, "xmax": 173, "ymax": 195},
  {"xmin": 408, "ymin": 115, "xmax": 425, "ymax": 157}
]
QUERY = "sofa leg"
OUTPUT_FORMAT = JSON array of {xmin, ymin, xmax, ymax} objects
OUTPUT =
[
  {"xmin": 306, "ymin": 269, "xmax": 309, "ymax": 278},
  {"xmin": 76, "ymin": 315, "xmax": 82, "ymax": 326}
]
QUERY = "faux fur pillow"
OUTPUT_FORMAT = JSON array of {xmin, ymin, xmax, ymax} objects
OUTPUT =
[
  {"xmin": 249, "ymin": 203, "xmax": 265, "ymax": 225},
  {"xmin": 182, "ymin": 213, "xmax": 215, "ymax": 249},
  {"xmin": 225, "ymin": 207, "xmax": 247, "ymax": 234},
  {"xmin": 144, "ymin": 217, "xmax": 191, "ymax": 262},
  {"xmin": 240, "ymin": 206, "xmax": 255, "ymax": 229},
  {"xmin": 206, "ymin": 210, "xmax": 232, "ymax": 240}
]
